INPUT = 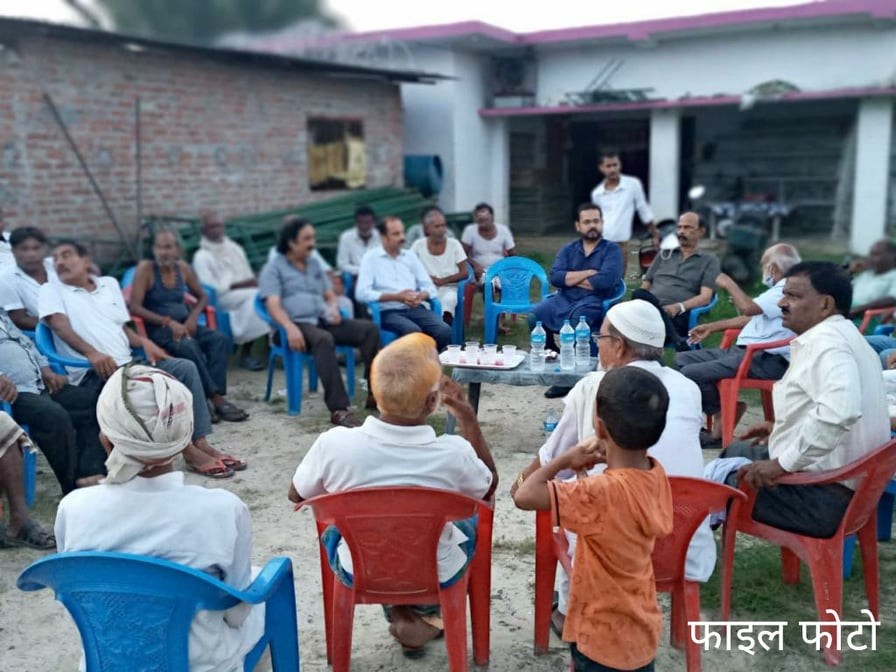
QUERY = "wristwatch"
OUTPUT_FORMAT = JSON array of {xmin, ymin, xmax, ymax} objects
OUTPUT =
[{"xmin": 678, "ymin": 302, "xmax": 686, "ymax": 316}]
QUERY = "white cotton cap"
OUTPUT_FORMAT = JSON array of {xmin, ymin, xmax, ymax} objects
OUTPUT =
[{"xmin": 605, "ymin": 299, "xmax": 665, "ymax": 349}]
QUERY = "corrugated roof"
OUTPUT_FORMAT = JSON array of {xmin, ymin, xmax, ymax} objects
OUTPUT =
[{"xmin": 0, "ymin": 17, "xmax": 446, "ymax": 84}]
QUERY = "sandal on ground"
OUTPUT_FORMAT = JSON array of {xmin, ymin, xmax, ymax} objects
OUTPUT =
[
  {"xmin": 330, "ymin": 410, "xmax": 362, "ymax": 428},
  {"xmin": 219, "ymin": 455, "xmax": 248, "ymax": 471},
  {"xmin": 186, "ymin": 459, "xmax": 234, "ymax": 480},
  {"xmin": 550, "ymin": 608, "xmax": 566, "ymax": 637},
  {"xmin": 207, "ymin": 399, "xmax": 220, "ymax": 424},
  {"xmin": 214, "ymin": 402, "xmax": 249, "ymax": 422},
  {"xmin": 6, "ymin": 519, "xmax": 56, "ymax": 550}
]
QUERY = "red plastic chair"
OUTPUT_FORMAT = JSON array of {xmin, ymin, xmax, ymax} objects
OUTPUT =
[
  {"xmin": 534, "ymin": 477, "xmax": 745, "ymax": 672},
  {"xmin": 858, "ymin": 307, "xmax": 895, "ymax": 334},
  {"xmin": 301, "ymin": 486, "xmax": 494, "ymax": 672},
  {"xmin": 715, "ymin": 328, "xmax": 793, "ymax": 447},
  {"xmin": 122, "ymin": 285, "xmax": 218, "ymax": 337},
  {"xmin": 721, "ymin": 438, "xmax": 896, "ymax": 666}
]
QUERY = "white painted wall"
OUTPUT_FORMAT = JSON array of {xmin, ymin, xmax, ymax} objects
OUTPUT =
[
  {"xmin": 648, "ymin": 109, "xmax": 681, "ymax": 221},
  {"xmin": 851, "ymin": 98, "xmax": 893, "ymax": 253},
  {"xmin": 535, "ymin": 24, "xmax": 896, "ymax": 105}
]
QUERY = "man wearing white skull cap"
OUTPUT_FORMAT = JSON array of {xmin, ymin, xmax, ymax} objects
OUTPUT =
[{"xmin": 511, "ymin": 299, "xmax": 714, "ymax": 635}]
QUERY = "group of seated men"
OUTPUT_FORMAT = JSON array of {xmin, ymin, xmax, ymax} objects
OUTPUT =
[{"xmin": 4, "ymin": 195, "xmax": 896, "ymax": 671}]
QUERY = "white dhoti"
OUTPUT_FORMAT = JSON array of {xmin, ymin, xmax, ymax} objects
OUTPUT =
[
  {"xmin": 437, "ymin": 284, "xmax": 459, "ymax": 317},
  {"xmin": 216, "ymin": 288, "xmax": 269, "ymax": 344}
]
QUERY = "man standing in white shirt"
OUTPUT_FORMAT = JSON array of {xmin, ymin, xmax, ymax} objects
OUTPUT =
[
  {"xmin": 590, "ymin": 149, "xmax": 658, "ymax": 265},
  {"xmin": 676, "ymin": 243, "xmax": 801, "ymax": 445},
  {"xmin": 289, "ymin": 333, "xmax": 496, "ymax": 656},
  {"xmin": 510, "ymin": 299, "xmax": 715, "ymax": 636},
  {"xmin": 356, "ymin": 216, "xmax": 452, "ymax": 350},
  {"xmin": 714, "ymin": 261, "xmax": 889, "ymax": 538}
]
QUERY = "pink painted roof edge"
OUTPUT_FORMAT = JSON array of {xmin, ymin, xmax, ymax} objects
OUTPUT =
[
  {"xmin": 478, "ymin": 86, "xmax": 896, "ymax": 117},
  {"xmin": 317, "ymin": 0, "xmax": 894, "ymax": 48}
]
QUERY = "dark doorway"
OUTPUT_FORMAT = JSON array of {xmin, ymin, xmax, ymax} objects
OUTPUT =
[{"xmin": 567, "ymin": 118, "xmax": 650, "ymax": 226}]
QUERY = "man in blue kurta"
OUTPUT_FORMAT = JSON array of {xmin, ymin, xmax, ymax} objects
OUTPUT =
[{"xmin": 530, "ymin": 203, "xmax": 623, "ymax": 349}]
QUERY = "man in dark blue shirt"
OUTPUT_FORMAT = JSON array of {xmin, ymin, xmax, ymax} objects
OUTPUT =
[
  {"xmin": 531, "ymin": 203, "xmax": 624, "ymax": 348},
  {"xmin": 530, "ymin": 203, "xmax": 624, "ymax": 398}
]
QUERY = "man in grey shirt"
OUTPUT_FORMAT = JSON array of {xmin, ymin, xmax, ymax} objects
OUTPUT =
[
  {"xmin": 633, "ymin": 212, "xmax": 719, "ymax": 348},
  {"xmin": 259, "ymin": 217, "xmax": 380, "ymax": 427},
  {"xmin": 0, "ymin": 309, "xmax": 105, "ymax": 492}
]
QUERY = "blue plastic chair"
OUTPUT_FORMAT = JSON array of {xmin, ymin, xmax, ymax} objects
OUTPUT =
[
  {"xmin": 254, "ymin": 294, "xmax": 356, "ymax": 416},
  {"xmin": 0, "ymin": 400, "xmax": 36, "ymax": 508},
  {"xmin": 452, "ymin": 262, "xmax": 475, "ymax": 345},
  {"xmin": 17, "ymin": 551, "xmax": 299, "ymax": 672},
  {"xmin": 601, "ymin": 277, "xmax": 628, "ymax": 315},
  {"xmin": 482, "ymin": 257, "xmax": 549, "ymax": 344},
  {"xmin": 684, "ymin": 292, "xmax": 719, "ymax": 350},
  {"xmin": 201, "ymin": 283, "xmax": 235, "ymax": 350},
  {"xmin": 367, "ymin": 297, "xmax": 443, "ymax": 348},
  {"xmin": 35, "ymin": 323, "xmax": 94, "ymax": 375},
  {"xmin": 120, "ymin": 265, "xmax": 137, "ymax": 289},
  {"xmin": 843, "ymin": 479, "xmax": 896, "ymax": 579}
]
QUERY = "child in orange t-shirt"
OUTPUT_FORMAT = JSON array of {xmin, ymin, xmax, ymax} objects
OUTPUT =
[{"xmin": 514, "ymin": 366, "xmax": 674, "ymax": 671}]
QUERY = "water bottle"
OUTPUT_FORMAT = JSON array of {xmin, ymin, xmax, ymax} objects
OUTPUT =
[
  {"xmin": 530, "ymin": 321, "xmax": 546, "ymax": 372},
  {"xmin": 559, "ymin": 319, "xmax": 575, "ymax": 371},
  {"xmin": 575, "ymin": 316, "xmax": 592, "ymax": 370},
  {"xmin": 543, "ymin": 409, "xmax": 559, "ymax": 439}
]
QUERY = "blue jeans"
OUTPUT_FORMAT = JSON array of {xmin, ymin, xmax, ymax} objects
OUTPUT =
[
  {"xmin": 380, "ymin": 306, "xmax": 452, "ymax": 351},
  {"xmin": 866, "ymin": 335, "xmax": 896, "ymax": 366}
]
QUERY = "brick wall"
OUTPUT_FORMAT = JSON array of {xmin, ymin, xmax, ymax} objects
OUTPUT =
[{"xmin": 0, "ymin": 34, "xmax": 404, "ymax": 263}]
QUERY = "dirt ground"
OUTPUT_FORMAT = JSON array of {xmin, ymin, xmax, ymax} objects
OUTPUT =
[{"xmin": 1, "ymin": 357, "xmax": 831, "ymax": 672}]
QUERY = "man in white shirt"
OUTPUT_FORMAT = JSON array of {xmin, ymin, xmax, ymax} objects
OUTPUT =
[
  {"xmin": 192, "ymin": 212, "xmax": 269, "ymax": 371},
  {"xmin": 289, "ymin": 333, "xmax": 497, "ymax": 656},
  {"xmin": 510, "ymin": 299, "xmax": 716, "ymax": 634},
  {"xmin": 460, "ymin": 202, "xmax": 516, "ymax": 284},
  {"xmin": 39, "ymin": 240, "xmax": 245, "ymax": 479},
  {"xmin": 590, "ymin": 150, "xmax": 658, "ymax": 264},
  {"xmin": 411, "ymin": 206, "xmax": 468, "ymax": 323},
  {"xmin": 356, "ymin": 216, "xmax": 452, "ymax": 350},
  {"xmin": 714, "ymin": 261, "xmax": 889, "ymax": 538},
  {"xmin": 0, "ymin": 226, "xmax": 57, "ymax": 331},
  {"xmin": 848, "ymin": 238, "xmax": 896, "ymax": 319},
  {"xmin": 55, "ymin": 365, "xmax": 264, "ymax": 672},
  {"xmin": 337, "ymin": 205, "xmax": 381, "ymax": 280},
  {"xmin": 676, "ymin": 243, "xmax": 801, "ymax": 445}
]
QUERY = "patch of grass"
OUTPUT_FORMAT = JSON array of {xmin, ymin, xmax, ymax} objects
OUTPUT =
[{"xmin": 700, "ymin": 537, "xmax": 896, "ymax": 670}]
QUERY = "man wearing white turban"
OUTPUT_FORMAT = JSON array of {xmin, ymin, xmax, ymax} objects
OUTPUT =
[
  {"xmin": 54, "ymin": 365, "xmax": 265, "ymax": 672},
  {"xmin": 511, "ymin": 299, "xmax": 714, "ymax": 636}
]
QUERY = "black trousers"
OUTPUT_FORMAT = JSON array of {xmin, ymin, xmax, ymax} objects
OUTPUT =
[
  {"xmin": 721, "ymin": 442, "xmax": 854, "ymax": 539},
  {"xmin": 570, "ymin": 644, "xmax": 654, "ymax": 672},
  {"xmin": 675, "ymin": 346, "xmax": 789, "ymax": 415},
  {"xmin": 631, "ymin": 289, "xmax": 691, "ymax": 344},
  {"xmin": 12, "ymin": 385, "xmax": 106, "ymax": 492},
  {"xmin": 147, "ymin": 325, "xmax": 230, "ymax": 398},
  {"xmin": 295, "ymin": 319, "xmax": 379, "ymax": 412}
]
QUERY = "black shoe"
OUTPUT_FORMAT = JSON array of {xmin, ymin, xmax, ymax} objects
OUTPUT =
[
  {"xmin": 544, "ymin": 385, "xmax": 572, "ymax": 399},
  {"xmin": 239, "ymin": 355, "xmax": 265, "ymax": 372},
  {"xmin": 699, "ymin": 429, "xmax": 722, "ymax": 449}
]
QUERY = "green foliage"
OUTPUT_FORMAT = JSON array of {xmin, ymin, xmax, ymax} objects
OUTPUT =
[{"xmin": 91, "ymin": 0, "xmax": 341, "ymax": 43}]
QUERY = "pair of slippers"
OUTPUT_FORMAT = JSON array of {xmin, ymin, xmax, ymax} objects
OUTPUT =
[
  {"xmin": 0, "ymin": 520, "xmax": 56, "ymax": 550},
  {"xmin": 186, "ymin": 454, "xmax": 248, "ymax": 480}
]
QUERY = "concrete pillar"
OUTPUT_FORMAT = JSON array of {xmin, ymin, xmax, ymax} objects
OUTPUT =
[
  {"xmin": 648, "ymin": 109, "xmax": 681, "ymax": 221},
  {"xmin": 487, "ymin": 117, "xmax": 510, "ymax": 226},
  {"xmin": 851, "ymin": 97, "xmax": 893, "ymax": 254}
]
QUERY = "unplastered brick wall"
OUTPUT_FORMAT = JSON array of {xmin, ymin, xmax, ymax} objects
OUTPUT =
[{"xmin": 0, "ymin": 34, "xmax": 403, "ymax": 263}]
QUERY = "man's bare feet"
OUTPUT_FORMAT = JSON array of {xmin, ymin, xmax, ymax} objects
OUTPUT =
[
  {"xmin": 388, "ymin": 606, "xmax": 443, "ymax": 652},
  {"xmin": 191, "ymin": 438, "xmax": 248, "ymax": 471}
]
